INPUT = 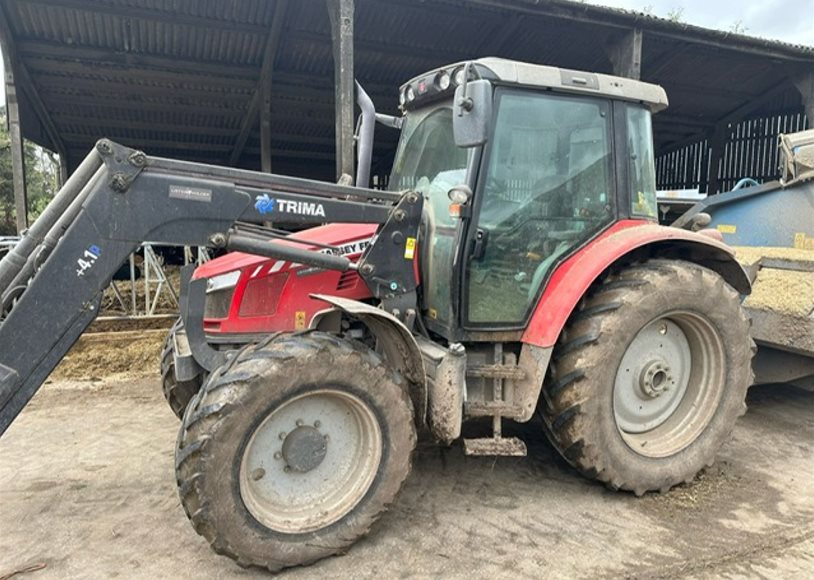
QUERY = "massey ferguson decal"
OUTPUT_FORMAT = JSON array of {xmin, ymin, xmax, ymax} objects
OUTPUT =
[
  {"xmin": 321, "ymin": 239, "xmax": 371, "ymax": 258},
  {"xmin": 255, "ymin": 194, "xmax": 326, "ymax": 218},
  {"xmin": 295, "ymin": 237, "xmax": 373, "ymax": 277}
]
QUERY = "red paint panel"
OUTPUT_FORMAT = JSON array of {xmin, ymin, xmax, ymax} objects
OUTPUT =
[
  {"xmin": 521, "ymin": 220, "xmax": 738, "ymax": 348},
  {"xmin": 196, "ymin": 222, "xmax": 380, "ymax": 335}
]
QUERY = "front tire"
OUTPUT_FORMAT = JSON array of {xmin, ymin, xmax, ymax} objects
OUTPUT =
[
  {"xmin": 541, "ymin": 259, "xmax": 754, "ymax": 495},
  {"xmin": 175, "ymin": 331, "xmax": 415, "ymax": 572}
]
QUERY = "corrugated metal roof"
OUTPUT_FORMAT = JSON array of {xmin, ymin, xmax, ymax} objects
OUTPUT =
[{"xmin": 1, "ymin": 0, "xmax": 811, "ymax": 179}]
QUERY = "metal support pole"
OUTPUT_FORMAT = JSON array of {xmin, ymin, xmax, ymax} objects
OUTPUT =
[
  {"xmin": 607, "ymin": 28, "xmax": 643, "ymax": 80},
  {"xmin": 58, "ymin": 155, "xmax": 69, "ymax": 186},
  {"xmin": 261, "ymin": 79, "xmax": 273, "ymax": 173},
  {"xmin": 1, "ymin": 46, "xmax": 27, "ymax": 233},
  {"xmin": 328, "ymin": 0, "xmax": 355, "ymax": 181}
]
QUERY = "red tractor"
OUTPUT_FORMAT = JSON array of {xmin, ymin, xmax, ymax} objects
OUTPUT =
[
  {"xmin": 0, "ymin": 58, "xmax": 753, "ymax": 572},
  {"xmin": 160, "ymin": 58, "xmax": 753, "ymax": 568}
]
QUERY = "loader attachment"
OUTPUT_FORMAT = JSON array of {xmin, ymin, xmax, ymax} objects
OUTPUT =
[{"xmin": 0, "ymin": 140, "xmax": 423, "ymax": 437}]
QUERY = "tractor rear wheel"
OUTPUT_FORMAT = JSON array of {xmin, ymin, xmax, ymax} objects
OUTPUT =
[
  {"xmin": 175, "ymin": 331, "xmax": 415, "ymax": 572},
  {"xmin": 160, "ymin": 318, "xmax": 203, "ymax": 419},
  {"xmin": 541, "ymin": 259, "xmax": 754, "ymax": 495}
]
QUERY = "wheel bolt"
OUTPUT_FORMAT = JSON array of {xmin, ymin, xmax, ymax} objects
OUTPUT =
[
  {"xmin": 279, "ymin": 431, "xmax": 287, "ymax": 440},
  {"xmin": 296, "ymin": 419, "xmax": 304, "ymax": 427},
  {"xmin": 273, "ymin": 451, "xmax": 282, "ymax": 460},
  {"xmin": 251, "ymin": 468, "xmax": 266, "ymax": 481},
  {"xmin": 283, "ymin": 466, "xmax": 291, "ymax": 473},
  {"xmin": 659, "ymin": 323, "xmax": 668, "ymax": 335},
  {"xmin": 314, "ymin": 420, "xmax": 321, "ymax": 428},
  {"xmin": 324, "ymin": 434, "xmax": 330, "ymax": 442}
]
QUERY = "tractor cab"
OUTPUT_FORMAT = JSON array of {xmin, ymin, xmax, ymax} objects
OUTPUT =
[{"xmin": 388, "ymin": 58, "xmax": 667, "ymax": 340}]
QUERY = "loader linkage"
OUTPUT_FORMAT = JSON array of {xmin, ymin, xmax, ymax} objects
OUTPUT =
[{"xmin": 0, "ymin": 139, "xmax": 423, "ymax": 437}]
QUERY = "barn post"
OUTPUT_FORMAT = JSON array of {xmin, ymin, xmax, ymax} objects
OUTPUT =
[
  {"xmin": 0, "ymin": 34, "xmax": 27, "ymax": 233},
  {"xmin": 607, "ymin": 28, "xmax": 643, "ymax": 80},
  {"xmin": 328, "ymin": 0, "xmax": 355, "ymax": 181},
  {"xmin": 793, "ymin": 71, "xmax": 814, "ymax": 128}
]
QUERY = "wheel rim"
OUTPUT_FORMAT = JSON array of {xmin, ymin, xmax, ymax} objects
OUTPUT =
[
  {"xmin": 239, "ymin": 388, "xmax": 382, "ymax": 533},
  {"xmin": 613, "ymin": 311, "xmax": 726, "ymax": 458}
]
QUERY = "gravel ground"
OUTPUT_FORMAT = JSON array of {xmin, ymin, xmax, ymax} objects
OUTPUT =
[{"xmin": 0, "ymin": 378, "xmax": 812, "ymax": 579}]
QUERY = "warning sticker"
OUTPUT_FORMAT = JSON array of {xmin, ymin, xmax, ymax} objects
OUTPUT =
[
  {"xmin": 295, "ymin": 311, "xmax": 307, "ymax": 330},
  {"xmin": 716, "ymin": 224, "xmax": 737, "ymax": 234},
  {"xmin": 404, "ymin": 237, "xmax": 417, "ymax": 260}
]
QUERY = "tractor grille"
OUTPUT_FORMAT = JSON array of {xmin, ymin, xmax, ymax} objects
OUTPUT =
[
  {"xmin": 336, "ymin": 270, "xmax": 360, "ymax": 291},
  {"xmin": 204, "ymin": 287, "xmax": 234, "ymax": 319}
]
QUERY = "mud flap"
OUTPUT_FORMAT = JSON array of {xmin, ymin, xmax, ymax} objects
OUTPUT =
[
  {"xmin": 310, "ymin": 294, "xmax": 428, "ymax": 426},
  {"xmin": 172, "ymin": 326, "xmax": 201, "ymax": 383}
]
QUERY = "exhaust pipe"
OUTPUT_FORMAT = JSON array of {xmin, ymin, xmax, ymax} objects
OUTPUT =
[{"xmin": 355, "ymin": 81, "xmax": 375, "ymax": 188}]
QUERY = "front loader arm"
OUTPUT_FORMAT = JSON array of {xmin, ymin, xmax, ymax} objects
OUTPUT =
[{"xmin": 0, "ymin": 140, "xmax": 423, "ymax": 437}]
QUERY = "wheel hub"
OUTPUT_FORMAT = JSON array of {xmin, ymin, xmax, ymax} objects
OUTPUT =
[
  {"xmin": 239, "ymin": 388, "xmax": 383, "ymax": 534},
  {"xmin": 612, "ymin": 311, "xmax": 727, "ymax": 458},
  {"xmin": 614, "ymin": 318, "xmax": 691, "ymax": 434},
  {"xmin": 281, "ymin": 425, "xmax": 328, "ymax": 473},
  {"xmin": 639, "ymin": 360, "xmax": 673, "ymax": 398}
]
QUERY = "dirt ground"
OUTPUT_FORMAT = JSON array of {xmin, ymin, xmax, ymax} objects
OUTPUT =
[{"xmin": 1, "ymin": 374, "xmax": 812, "ymax": 579}]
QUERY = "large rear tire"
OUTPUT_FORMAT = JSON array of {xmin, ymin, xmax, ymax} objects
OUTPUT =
[
  {"xmin": 175, "ymin": 331, "xmax": 415, "ymax": 572},
  {"xmin": 541, "ymin": 259, "xmax": 754, "ymax": 495},
  {"xmin": 160, "ymin": 318, "xmax": 203, "ymax": 419}
]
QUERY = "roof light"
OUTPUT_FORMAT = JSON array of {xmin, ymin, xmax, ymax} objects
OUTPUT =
[
  {"xmin": 453, "ymin": 67, "xmax": 466, "ymax": 86},
  {"xmin": 436, "ymin": 70, "xmax": 451, "ymax": 91}
]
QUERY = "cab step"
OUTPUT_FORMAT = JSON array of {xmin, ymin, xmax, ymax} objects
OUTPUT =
[
  {"xmin": 463, "ymin": 436, "xmax": 527, "ymax": 457},
  {"xmin": 466, "ymin": 364, "xmax": 526, "ymax": 380},
  {"xmin": 464, "ymin": 401, "xmax": 524, "ymax": 418}
]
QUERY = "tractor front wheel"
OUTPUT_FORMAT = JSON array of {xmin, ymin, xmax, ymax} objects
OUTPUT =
[
  {"xmin": 175, "ymin": 331, "xmax": 415, "ymax": 572},
  {"xmin": 542, "ymin": 259, "xmax": 754, "ymax": 495}
]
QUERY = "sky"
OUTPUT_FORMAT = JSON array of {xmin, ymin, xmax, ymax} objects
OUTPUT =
[
  {"xmin": 1, "ymin": 0, "xmax": 812, "ymax": 105},
  {"xmin": 585, "ymin": 0, "xmax": 814, "ymax": 46}
]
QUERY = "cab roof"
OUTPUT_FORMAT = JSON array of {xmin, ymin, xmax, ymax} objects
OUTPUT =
[{"xmin": 400, "ymin": 57, "xmax": 668, "ymax": 113}]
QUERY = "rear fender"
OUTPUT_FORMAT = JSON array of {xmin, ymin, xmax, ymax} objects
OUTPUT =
[
  {"xmin": 522, "ymin": 220, "xmax": 751, "ymax": 349},
  {"xmin": 309, "ymin": 295, "xmax": 427, "ymax": 425}
]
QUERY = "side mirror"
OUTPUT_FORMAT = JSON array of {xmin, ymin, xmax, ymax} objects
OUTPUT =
[{"xmin": 453, "ymin": 79, "xmax": 492, "ymax": 148}]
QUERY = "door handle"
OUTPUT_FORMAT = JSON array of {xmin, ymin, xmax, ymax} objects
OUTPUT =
[{"xmin": 471, "ymin": 228, "xmax": 489, "ymax": 261}]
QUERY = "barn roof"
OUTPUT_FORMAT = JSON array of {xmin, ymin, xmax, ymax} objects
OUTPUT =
[{"xmin": 1, "ymin": 0, "xmax": 812, "ymax": 181}]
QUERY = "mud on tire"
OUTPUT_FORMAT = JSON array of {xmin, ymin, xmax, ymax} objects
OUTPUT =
[
  {"xmin": 160, "ymin": 318, "xmax": 203, "ymax": 420},
  {"xmin": 541, "ymin": 259, "xmax": 755, "ymax": 495},
  {"xmin": 175, "ymin": 331, "xmax": 416, "ymax": 572}
]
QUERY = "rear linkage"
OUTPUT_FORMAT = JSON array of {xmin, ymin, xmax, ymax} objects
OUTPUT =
[{"xmin": 0, "ymin": 139, "xmax": 423, "ymax": 437}]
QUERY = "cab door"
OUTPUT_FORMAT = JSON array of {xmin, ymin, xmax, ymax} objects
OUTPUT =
[
  {"xmin": 464, "ymin": 89, "xmax": 617, "ymax": 328},
  {"xmin": 388, "ymin": 106, "xmax": 468, "ymax": 330}
]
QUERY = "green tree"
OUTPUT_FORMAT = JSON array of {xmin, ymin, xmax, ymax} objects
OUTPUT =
[{"xmin": 0, "ymin": 105, "xmax": 60, "ymax": 235}]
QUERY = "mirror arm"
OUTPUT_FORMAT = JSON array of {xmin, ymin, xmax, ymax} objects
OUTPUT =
[
  {"xmin": 375, "ymin": 113, "xmax": 403, "ymax": 129},
  {"xmin": 457, "ymin": 61, "xmax": 474, "ymax": 117}
]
